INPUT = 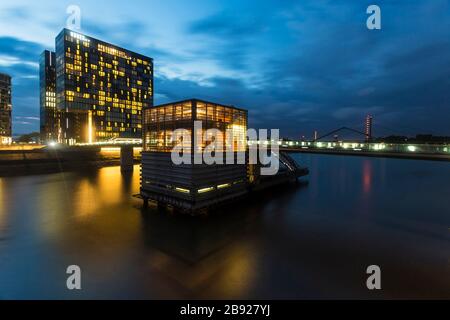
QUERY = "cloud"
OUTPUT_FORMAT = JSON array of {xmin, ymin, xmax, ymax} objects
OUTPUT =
[
  {"xmin": 0, "ymin": 6, "xmax": 30, "ymax": 20},
  {"xmin": 186, "ymin": 11, "xmax": 269, "ymax": 71},
  {"xmin": 0, "ymin": 37, "xmax": 43, "ymax": 64},
  {"xmin": 15, "ymin": 121, "xmax": 33, "ymax": 125},
  {"xmin": 0, "ymin": 36, "xmax": 43, "ymax": 133},
  {"xmin": 0, "ymin": 55, "xmax": 38, "ymax": 68},
  {"xmin": 188, "ymin": 12, "xmax": 266, "ymax": 37},
  {"xmin": 333, "ymin": 106, "xmax": 385, "ymax": 120},
  {"xmin": 15, "ymin": 116, "xmax": 40, "ymax": 121},
  {"xmin": 0, "ymin": 0, "xmax": 449, "ymax": 137}
]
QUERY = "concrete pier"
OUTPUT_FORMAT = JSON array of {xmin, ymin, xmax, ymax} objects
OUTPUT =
[{"xmin": 120, "ymin": 145, "xmax": 134, "ymax": 172}]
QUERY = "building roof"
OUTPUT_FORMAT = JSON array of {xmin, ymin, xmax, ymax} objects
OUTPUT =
[
  {"xmin": 0, "ymin": 72, "xmax": 11, "ymax": 81},
  {"xmin": 57, "ymin": 28, "xmax": 153, "ymax": 62},
  {"xmin": 154, "ymin": 98, "xmax": 247, "ymax": 113}
]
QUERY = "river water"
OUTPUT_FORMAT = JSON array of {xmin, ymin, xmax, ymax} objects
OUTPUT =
[{"xmin": 0, "ymin": 153, "xmax": 449, "ymax": 299}]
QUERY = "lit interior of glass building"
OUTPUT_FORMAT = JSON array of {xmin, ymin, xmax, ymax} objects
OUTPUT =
[{"xmin": 143, "ymin": 99, "xmax": 247, "ymax": 153}]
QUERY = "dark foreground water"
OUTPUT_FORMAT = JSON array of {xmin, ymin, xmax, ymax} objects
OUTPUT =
[{"xmin": 0, "ymin": 154, "xmax": 449, "ymax": 299}]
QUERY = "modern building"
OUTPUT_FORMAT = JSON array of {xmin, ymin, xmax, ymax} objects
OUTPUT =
[
  {"xmin": 40, "ymin": 28, "xmax": 153, "ymax": 145},
  {"xmin": 0, "ymin": 73, "xmax": 12, "ymax": 145},
  {"xmin": 141, "ymin": 99, "xmax": 248, "ymax": 212},
  {"xmin": 40, "ymin": 50, "xmax": 60, "ymax": 143}
]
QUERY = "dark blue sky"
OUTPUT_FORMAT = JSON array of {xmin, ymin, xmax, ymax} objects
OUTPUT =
[{"xmin": 0, "ymin": 0, "xmax": 449, "ymax": 137}]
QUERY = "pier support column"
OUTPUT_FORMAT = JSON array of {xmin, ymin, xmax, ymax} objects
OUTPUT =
[
  {"xmin": 143, "ymin": 197, "xmax": 149, "ymax": 209},
  {"xmin": 120, "ymin": 145, "xmax": 134, "ymax": 172}
]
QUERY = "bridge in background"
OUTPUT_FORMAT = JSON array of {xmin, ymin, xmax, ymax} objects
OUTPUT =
[
  {"xmin": 276, "ymin": 123, "xmax": 450, "ymax": 161},
  {"xmin": 2, "ymin": 124, "xmax": 449, "ymax": 175}
]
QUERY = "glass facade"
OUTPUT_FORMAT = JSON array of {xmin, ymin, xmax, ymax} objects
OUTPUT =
[
  {"xmin": 141, "ymin": 99, "xmax": 249, "ymax": 211},
  {"xmin": 143, "ymin": 99, "xmax": 247, "ymax": 152},
  {"xmin": 55, "ymin": 29, "xmax": 153, "ymax": 144},
  {"xmin": 0, "ymin": 72, "xmax": 12, "ymax": 145},
  {"xmin": 39, "ymin": 50, "xmax": 60, "ymax": 143}
]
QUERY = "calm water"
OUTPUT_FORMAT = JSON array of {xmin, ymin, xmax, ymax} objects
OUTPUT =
[{"xmin": 0, "ymin": 154, "xmax": 449, "ymax": 299}]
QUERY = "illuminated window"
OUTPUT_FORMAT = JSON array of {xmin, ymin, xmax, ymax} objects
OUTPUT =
[{"xmin": 198, "ymin": 187, "xmax": 215, "ymax": 194}]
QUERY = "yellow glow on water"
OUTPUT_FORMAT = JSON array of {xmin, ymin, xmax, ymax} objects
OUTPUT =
[
  {"xmin": 73, "ymin": 165, "xmax": 140, "ymax": 218},
  {"xmin": 88, "ymin": 111, "xmax": 93, "ymax": 144},
  {"xmin": 145, "ymin": 243, "xmax": 255, "ymax": 298},
  {"xmin": 215, "ymin": 245, "xmax": 255, "ymax": 297},
  {"xmin": 98, "ymin": 166, "xmax": 126, "ymax": 203},
  {"xmin": 73, "ymin": 179, "xmax": 100, "ymax": 218}
]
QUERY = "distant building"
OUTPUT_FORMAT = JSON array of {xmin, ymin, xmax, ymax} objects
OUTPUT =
[
  {"xmin": 40, "ymin": 50, "xmax": 60, "ymax": 143},
  {"xmin": 39, "ymin": 28, "xmax": 153, "ymax": 145},
  {"xmin": 365, "ymin": 115, "xmax": 373, "ymax": 141},
  {"xmin": 141, "ymin": 99, "xmax": 248, "ymax": 212},
  {"xmin": 0, "ymin": 73, "xmax": 12, "ymax": 145}
]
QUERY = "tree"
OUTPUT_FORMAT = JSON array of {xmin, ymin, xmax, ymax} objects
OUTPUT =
[{"xmin": 17, "ymin": 132, "xmax": 40, "ymax": 143}]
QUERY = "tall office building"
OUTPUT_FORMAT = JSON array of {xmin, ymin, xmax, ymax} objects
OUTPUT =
[
  {"xmin": 52, "ymin": 28, "xmax": 153, "ymax": 144},
  {"xmin": 40, "ymin": 50, "xmax": 60, "ymax": 143},
  {"xmin": 0, "ymin": 73, "xmax": 12, "ymax": 145}
]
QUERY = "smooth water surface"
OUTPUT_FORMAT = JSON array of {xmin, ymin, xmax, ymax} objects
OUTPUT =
[{"xmin": 0, "ymin": 154, "xmax": 449, "ymax": 299}]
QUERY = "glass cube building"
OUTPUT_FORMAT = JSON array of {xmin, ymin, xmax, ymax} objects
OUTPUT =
[
  {"xmin": 143, "ymin": 99, "xmax": 247, "ymax": 152},
  {"xmin": 0, "ymin": 72, "xmax": 12, "ymax": 145},
  {"xmin": 40, "ymin": 50, "xmax": 60, "ymax": 143},
  {"xmin": 54, "ymin": 29, "xmax": 153, "ymax": 144},
  {"xmin": 141, "ymin": 99, "xmax": 248, "ymax": 212}
]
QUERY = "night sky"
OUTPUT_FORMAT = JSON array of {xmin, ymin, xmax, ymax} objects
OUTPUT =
[{"xmin": 0, "ymin": 0, "xmax": 449, "ymax": 138}]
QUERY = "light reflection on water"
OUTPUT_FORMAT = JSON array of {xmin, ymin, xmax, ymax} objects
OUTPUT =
[
  {"xmin": 363, "ymin": 160, "xmax": 372, "ymax": 194},
  {"xmin": 0, "ymin": 154, "xmax": 449, "ymax": 299}
]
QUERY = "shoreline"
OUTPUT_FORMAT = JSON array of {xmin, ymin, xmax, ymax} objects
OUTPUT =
[
  {"xmin": 0, "ymin": 147, "xmax": 140, "ymax": 177},
  {"xmin": 1, "ymin": 147, "xmax": 449, "ymax": 177},
  {"xmin": 281, "ymin": 148, "xmax": 450, "ymax": 162},
  {"xmin": 0, "ymin": 159, "xmax": 141, "ymax": 177}
]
